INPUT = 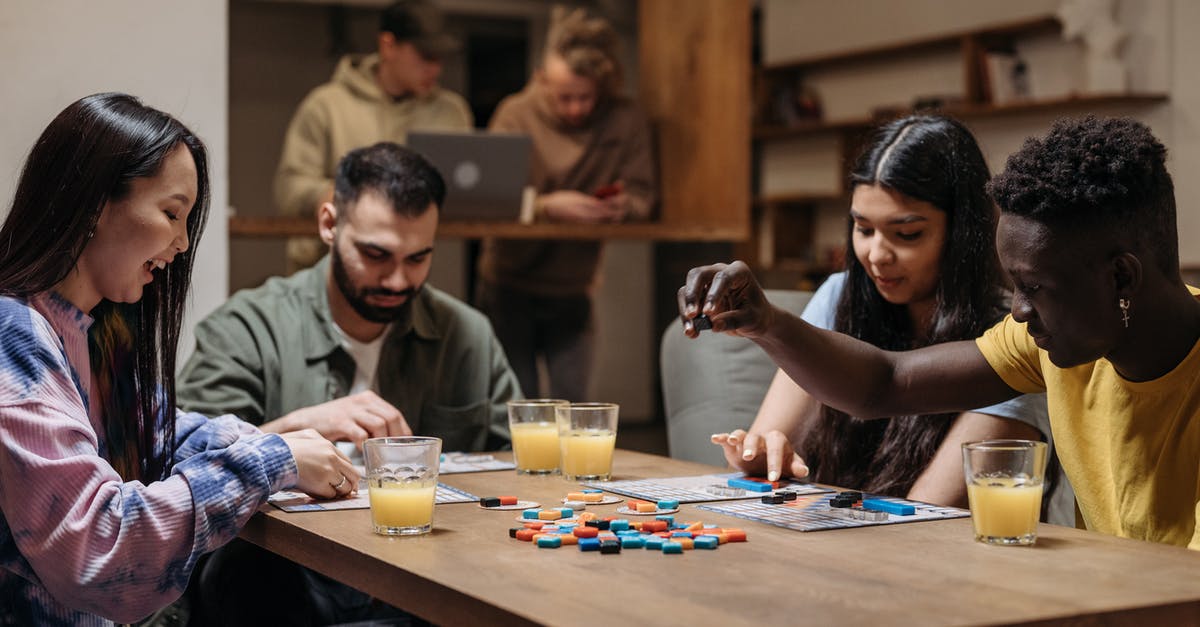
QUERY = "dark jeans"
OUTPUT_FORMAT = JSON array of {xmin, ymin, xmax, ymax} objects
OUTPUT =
[
  {"xmin": 191, "ymin": 539, "xmax": 427, "ymax": 627},
  {"xmin": 475, "ymin": 282, "xmax": 594, "ymax": 401}
]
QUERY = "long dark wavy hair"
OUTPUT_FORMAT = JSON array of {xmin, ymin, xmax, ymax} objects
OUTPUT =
[
  {"xmin": 799, "ymin": 115, "xmax": 1006, "ymax": 497},
  {"xmin": 0, "ymin": 93, "xmax": 210, "ymax": 482}
]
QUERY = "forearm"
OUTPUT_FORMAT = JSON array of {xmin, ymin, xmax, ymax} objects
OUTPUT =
[
  {"xmin": 907, "ymin": 412, "xmax": 1042, "ymax": 508},
  {"xmin": 751, "ymin": 369, "xmax": 819, "ymax": 443},
  {"xmin": 1, "ymin": 403, "xmax": 296, "ymax": 623},
  {"xmin": 752, "ymin": 307, "xmax": 1014, "ymax": 418},
  {"xmin": 751, "ymin": 308, "xmax": 901, "ymax": 418}
]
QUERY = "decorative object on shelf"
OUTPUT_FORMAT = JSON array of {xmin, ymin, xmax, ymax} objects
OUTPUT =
[
  {"xmin": 980, "ymin": 50, "xmax": 1031, "ymax": 105},
  {"xmin": 771, "ymin": 79, "xmax": 823, "ymax": 127},
  {"xmin": 1058, "ymin": 0, "xmax": 1128, "ymax": 93}
]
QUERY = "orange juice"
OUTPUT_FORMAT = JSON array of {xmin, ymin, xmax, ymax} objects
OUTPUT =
[
  {"xmin": 511, "ymin": 421, "xmax": 560, "ymax": 473},
  {"xmin": 967, "ymin": 477, "xmax": 1042, "ymax": 542},
  {"xmin": 368, "ymin": 481, "xmax": 436, "ymax": 534},
  {"xmin": 560, "ymin": 429, "xmax": 616, "ymax": 479}
]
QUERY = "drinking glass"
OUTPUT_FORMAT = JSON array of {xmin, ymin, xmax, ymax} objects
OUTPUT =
[
  {"xmin": 508, "ymin": 399, "xmax": 568, "ymax": 474},
  {"xmin": 962, "ymin": 439, "xmax": 1047, "ymax": 545},
  {"xmin": 557, "ymin": 402, "xmax": 619, "ymax": 481},
  {"xmin": 364, "ymin": 436, "xmax": 442, "ymax": 536}
]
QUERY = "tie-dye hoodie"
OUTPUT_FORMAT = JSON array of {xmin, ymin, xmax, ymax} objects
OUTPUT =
[{"xmin": 0, "ymin": 293, "xmax": 298, "ymax": 625}]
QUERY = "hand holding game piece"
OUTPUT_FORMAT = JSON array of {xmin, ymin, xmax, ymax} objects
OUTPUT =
[{"xmin": 677, "ymin": 261, "xmax": 776, "ymax": 338}]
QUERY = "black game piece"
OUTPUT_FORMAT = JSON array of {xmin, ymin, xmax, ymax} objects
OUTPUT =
[
  {"xmin": 509, "ymin": 527, "xmax": 524, "ymax": 538},
  {"xmin": 599, "ymin": 539, "xmax": 621, "ymax": 554},
  {"xmin": 480, "ymin": 497, "xmax": 502, "ymax": 508},
  {"xmin": 779, "ymin": 491, "xmax": 798, "ymax": 501},
  {"xmin": 691, "ymin": 314, "xmax": 713, "ymax": 331},
  {"xmin": 762, "ymin": 494, "xmax": 785, "ymax": 504}
]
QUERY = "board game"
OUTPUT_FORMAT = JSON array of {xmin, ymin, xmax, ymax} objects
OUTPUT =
[
  {"xmin": 581, "ymin": 473, "xmax": 831, "ymax": 503},
  {"xmin": 268, "ymin": 482, "xmax": 478, "ymax": 513},
  {"xmin": 698, "ymin": 492, "xmax": 969, "ymax": 532},
  {"xmin": 336, "ymin": 445, "xmax": 516, "ymax": 474}
]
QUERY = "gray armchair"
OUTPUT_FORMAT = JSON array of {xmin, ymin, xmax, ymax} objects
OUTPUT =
[{"xmin": 660, "ymin": 289, "xmax": 813, "ymax": 467}]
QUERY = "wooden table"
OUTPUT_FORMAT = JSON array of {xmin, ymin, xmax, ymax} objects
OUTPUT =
[{"xmin": 240, "ymin": 450, "xmax": 1200, "ymax": 626}]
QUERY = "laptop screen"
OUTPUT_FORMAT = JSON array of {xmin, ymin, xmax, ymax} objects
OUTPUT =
[{"xmin": 406, "ymin": 131, "xmax": 532, "ymax": 221}]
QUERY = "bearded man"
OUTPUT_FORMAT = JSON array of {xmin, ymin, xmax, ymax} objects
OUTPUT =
[{"xmin": 181, "ymin": 142, "xmax": 519, "ymax": 453}]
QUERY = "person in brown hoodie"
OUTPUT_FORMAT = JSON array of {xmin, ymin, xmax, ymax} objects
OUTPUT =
[
  {"xmin": 275, "ymin": 0, "xmax": 473, "ymax": 272},
  {"xmin": 476, "ymin": 7, "xmax": 659, "ymax": 402}
]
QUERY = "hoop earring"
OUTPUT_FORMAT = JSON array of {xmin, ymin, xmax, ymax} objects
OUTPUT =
[{"xmin": 1119, "ymin": 298, "xmax": 1130, "ymax": 329}]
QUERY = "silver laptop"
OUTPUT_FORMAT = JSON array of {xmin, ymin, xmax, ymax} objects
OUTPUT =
[{"xmin": 406, "ymin": 130, "xmax": 531, "ymax": 221}]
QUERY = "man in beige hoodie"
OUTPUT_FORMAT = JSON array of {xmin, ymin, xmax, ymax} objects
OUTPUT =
[{"xmin": 275, "ymin": 0, "xmax": 473, "ymax": 271}]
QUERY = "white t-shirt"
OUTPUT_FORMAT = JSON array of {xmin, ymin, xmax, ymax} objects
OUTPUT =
[{"xmin": 330, "ymin": 321, "xmax": 389, "ymax": 395}]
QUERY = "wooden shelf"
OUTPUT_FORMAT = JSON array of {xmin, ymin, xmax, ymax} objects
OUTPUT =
[
  {"xmin": 762, "ymin": 15, "xmax": 1059, "ymax": 72},
  {"xmin": 754, "ymin": 93, "xmax": 1170, "ymax": 140},
  {"xmin": 228, "ymin": 215, "xmax": 750, "ymax": 242}
]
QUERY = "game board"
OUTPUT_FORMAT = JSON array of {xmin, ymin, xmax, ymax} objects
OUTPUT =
[
  {"xmin": 336, "ymin": 445, "xmax": 516, "ymax": 474},
  {"xmin": 268, "ymin": 482, "xmax": 478, "ymax": 513},
  {"xmin": 439, "ymin": 452, "xmax": 516, "ymax": 474},
  {"xmin": 581, "ymin": 473, "xmax": 831, "ymax": 503},
  {"xmin": 697, "ymin": 492, "xmax": 969, "ymax": 532}
]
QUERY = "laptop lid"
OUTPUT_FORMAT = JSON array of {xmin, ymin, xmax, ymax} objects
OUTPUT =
[{"xmin": 406, "ymin": 130, "xmax": 532, "ymax": 221}]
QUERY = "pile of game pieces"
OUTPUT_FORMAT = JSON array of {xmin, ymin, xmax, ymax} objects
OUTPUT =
[
  {"xmin": 508, "ymin": 512, "xmax": 746, "ymax": 555},
  {"xmin": 618, "ymin": 499, "xmax": 679, "ymax": 515},
  {"xmin": 562, "ymin": 489, "xmax": 613, "ymax": 509}
]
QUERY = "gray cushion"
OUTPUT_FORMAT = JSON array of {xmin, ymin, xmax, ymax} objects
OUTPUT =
[{"xmin": 661, "ymin": 289, "xmax": 813, "ymax": 466}]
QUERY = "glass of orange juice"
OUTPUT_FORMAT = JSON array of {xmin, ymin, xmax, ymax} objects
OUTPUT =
[
  {"xmin": 508, "ymin": 399, "xmax": 568, "ymax": 474},
  {"xmin": 962, "ymin": 439, "xmax": 1047, "ymax": 546},
  {"xmin": 557, "ymin": 402, "xmax": 619, "ymax": 481},
  {"xmin": 364, "ymin": 436, "xmax": 442, "ymax": 536}
]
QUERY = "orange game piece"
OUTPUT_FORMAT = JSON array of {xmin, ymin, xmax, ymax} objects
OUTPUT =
[{"xmin": 499, "ymin": 496, "xmax": 519, "ymax": 506}]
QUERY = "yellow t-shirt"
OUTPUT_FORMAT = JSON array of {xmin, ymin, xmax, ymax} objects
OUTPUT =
[{"xmin": 975, "ymin": 288, "xmax": 1200, "ymax": 550}]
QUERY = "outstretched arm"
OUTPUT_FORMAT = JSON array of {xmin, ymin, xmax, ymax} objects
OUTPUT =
[{"xmin": 678, "ymin": 261, "xmax": 1019, "ymax": 418}]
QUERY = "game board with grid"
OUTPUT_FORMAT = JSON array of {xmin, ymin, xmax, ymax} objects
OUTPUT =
[
  {"xmin": 269, "ymin": 482, "xmax": 478, "ymax": 513},
  {"xmin": 697, "ymin": 492, "xmax": 969, "ymax": 531},
  {"xmin": 582, "ymin": 473, "xmax": 831, "ymax": 503}
]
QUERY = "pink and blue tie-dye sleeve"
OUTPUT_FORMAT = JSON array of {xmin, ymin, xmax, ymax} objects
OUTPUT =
[{"xmin": 0, "ymin": 305, "xmax": 297, "ymax": 624}]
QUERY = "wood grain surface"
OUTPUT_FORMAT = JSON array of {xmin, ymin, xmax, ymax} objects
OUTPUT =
[{"xmin": 240, "ymin": 450, "xmax": 1200, "ymax": 626}]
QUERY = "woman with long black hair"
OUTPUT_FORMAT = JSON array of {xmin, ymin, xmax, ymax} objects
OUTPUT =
[
  {"xmin": 0, "ymin": 93, "xmax": 356, "ymax": 625},
  {"xmin": 713, "ymin": 115, "xmax": 1049, "ymax": 508}
]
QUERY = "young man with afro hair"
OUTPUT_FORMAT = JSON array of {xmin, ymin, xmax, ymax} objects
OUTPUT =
[{"xmin": 678, "ymin": 115, "xmax": 1200, "ymax": 549}]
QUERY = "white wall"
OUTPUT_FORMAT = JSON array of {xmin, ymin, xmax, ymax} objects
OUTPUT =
[
  {"xmin": 0, "ymin": 0, "xmax": 228, "ymax": 364},
  {"xmin": 763, "ymin": 0, "xmax": 1197, "ymax": 265}
]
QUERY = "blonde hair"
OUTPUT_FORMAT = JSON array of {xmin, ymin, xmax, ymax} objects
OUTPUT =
[{"xmin": 544, "ymin": 6, "xmax": 622, "ymax": 97}]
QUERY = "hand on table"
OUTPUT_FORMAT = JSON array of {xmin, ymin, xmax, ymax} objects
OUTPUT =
[
  {"xmin": 271, "ymin": 391, "xmax": 412, "ymax": 450},
  {"xmin": 280, "ymin": 429, "xmax": 360, "ymax": 499},
  {"xmin": 712, "ymin": 429, "xmax": 809, "ymax": 483}
]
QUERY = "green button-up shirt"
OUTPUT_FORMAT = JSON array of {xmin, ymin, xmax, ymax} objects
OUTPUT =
[{"xmin": 178, "ymin": 257, "xmax": 518, "ymax": 451}]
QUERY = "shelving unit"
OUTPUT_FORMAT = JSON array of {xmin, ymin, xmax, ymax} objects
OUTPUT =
[{"xmin": 747, "ymin": 13, "xmax": 1169, "ymax": 285}]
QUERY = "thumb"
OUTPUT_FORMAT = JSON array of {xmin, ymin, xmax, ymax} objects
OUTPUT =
[{"xmin": 789, "ymin": 454, "xmax": 810, "ymax": 479}]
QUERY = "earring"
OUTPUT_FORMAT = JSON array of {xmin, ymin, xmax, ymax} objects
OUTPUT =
[
  {"xmin": 1119, "ymin": 298, "xmax": 1130, "ymax": 329},
  {"xmin": 86, "ymin": 229, "xmax": 94, "ymax": 240}
]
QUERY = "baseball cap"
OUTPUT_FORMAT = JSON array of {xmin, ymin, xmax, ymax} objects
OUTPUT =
[{"xmin": 380, "ymin": 0, "xmax": 460, "ymax": 59}]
